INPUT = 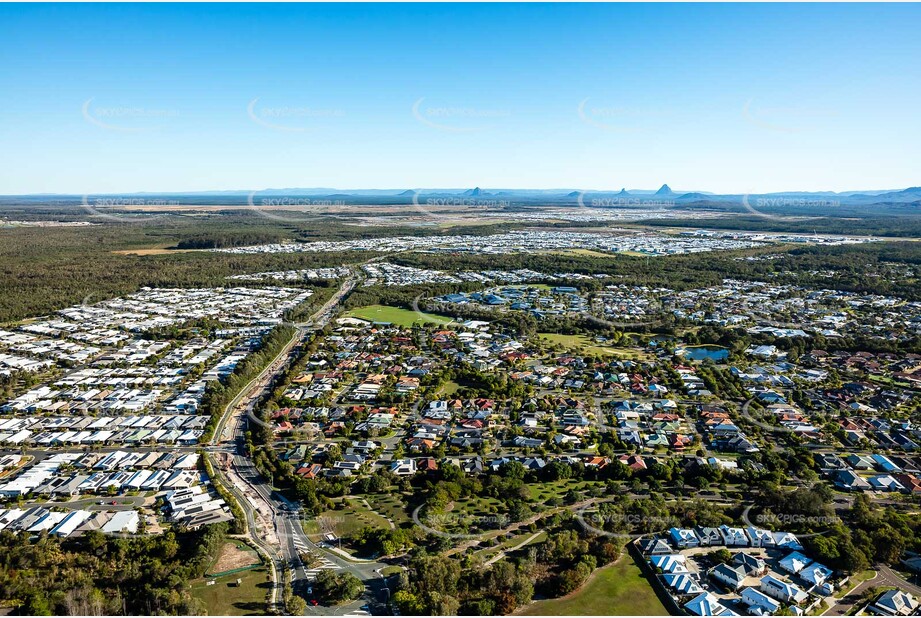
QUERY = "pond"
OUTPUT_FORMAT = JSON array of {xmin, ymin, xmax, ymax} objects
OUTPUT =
[{"xmin": 677, "ymin": 345, "xmax": 729, "ymax": 361}]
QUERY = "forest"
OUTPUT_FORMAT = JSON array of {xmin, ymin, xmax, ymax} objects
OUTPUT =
[{"xmin": 0, "ymin": 523, "xmax": 229, "ymax": 615}]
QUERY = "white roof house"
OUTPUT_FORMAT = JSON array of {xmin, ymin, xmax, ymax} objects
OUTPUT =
[
  {"xmin": 772, "ymin": 531, "xmax": 803, "ymax": 550},
  {"xmin": 669, "ymin": 527, "xmax": 700, "ymax": 548},
  {"xmin": 684, "ymin": 592, "xmax": 729, "ymax": 616},
  {"xmin": 760, "ymin": 575, "xmax": 809, "ymax": 604},
  {"xmin": 663, "ymin": 573, "xmax": 704, "ymax": 596},
  {"xmin": 650, "ymin": 554, "xmax": 689, "ymax": 574},
  {"xmin": 719, "ymin": 524, "xmax": 749, "ymax": 546},
  {"xmin": 779, "ymin": 551, "xmax": 812, "ymax": 575},
  {"xmin": 741, "ymin": 587, "xmax": 781, "ymax": 615},
  {"xmin": 870, "ymin": 589, "xmax": 919, "ymax": 616},
  {"xmin": 50, "ymin": 510, "xmax": 93, "ymax": 537},
  {"xmin": 800, "ymin": 562, "xmax": 834, "ymax": 587},
  {"xmin": 101, "ymin": 510, "xmax": 139, "ymax": 534},
  {"xmin": 744, "ymin": 526, "xmax": 775, "ymax": 547}
]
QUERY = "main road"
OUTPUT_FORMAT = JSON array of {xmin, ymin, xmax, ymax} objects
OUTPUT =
[{"xmin": 206, "ymin": 270, "xmax": 391, "ymax": 615}]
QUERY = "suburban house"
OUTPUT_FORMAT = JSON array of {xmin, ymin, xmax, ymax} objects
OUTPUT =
[
  {"xmin": 760, "ymin": 574, "xmax": 809, "ymax": 604},
  {"xmin": 710, "ymin": 563, "xmax": 747, "ymax": 591},
  {"xmin": 869, "ymin": 589, "xmax": 919, "ymax": 616}
]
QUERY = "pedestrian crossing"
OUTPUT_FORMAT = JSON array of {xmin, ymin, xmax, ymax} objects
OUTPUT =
[
  {"xmin": 305, "ymin": 558, "xmax": 341, "ymax": 577},
  {"xmin": 292, "ymin": 536, "xmax": 341, "ymax": 578}
]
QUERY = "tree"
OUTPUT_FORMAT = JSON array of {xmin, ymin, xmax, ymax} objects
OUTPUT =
[
  {"xmin": 287, "ymin": 595, "xmax": 306, "ymax": 615},
  {"xmin": 314, "ymin": 570, "xmax": 363, "ymax": 603},
  {"xmin": 712, "ymin": 548, "xmax": 732, "ymax": 564},
  {"xmin": 393, "ymin": 590, "xmax": 425, "ymax": 615}
]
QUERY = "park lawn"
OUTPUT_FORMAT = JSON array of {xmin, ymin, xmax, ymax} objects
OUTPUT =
[
  {"xmin": 436, "ymin": 380, "xmax": 461, "ymax": 397},
  {"xmin": 450, "ymin": 495, "xmax": 507, "ymax": 521},
  {"xmin": 312, "ymin": 499, "xmax": 392, "ymax": 540},
  {"xmin": 343, "ymin": 496, "xmax": 394, "ymax": 529},
  {"xmin": 538, "ymin": 333, "xmax": 649, "ymax": 360},
  {"xmin": 525, "ymin": 478, "xmax": 603, "ymax": 502},
  {"xmin": 189, "ymin": 567, "xmax": 271, "ymax": 616},
  {"xmin": 344, "ymin": 304, "xmax": 453, "ymax": 327},
  {"xmin": 476, "ymin": 530, "xmax": 548, "ymax": 560},
  {"xmin": 419, "ymin": 496, "xmax": 510, "ymax": 537},
  {"xmin": 516, "ymin": 555, "xmax": 667, "ymax": 616},
  {"xmin": 364, "ymin": 493, "xmax": 411, "ymax": 526},
  {"xmin": 539, "ymin": 333, "xmax": 617, "ymax": 357}
]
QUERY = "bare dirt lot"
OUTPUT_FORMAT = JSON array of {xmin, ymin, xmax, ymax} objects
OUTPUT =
[{"xmin": 210, "ymin": 541, "xmax": 261, "ymax": 574}]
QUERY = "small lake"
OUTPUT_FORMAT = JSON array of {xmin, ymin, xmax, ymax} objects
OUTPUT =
[{"xmin": 677, "ymin": 345, "xmax": 729, "ymax": 361}]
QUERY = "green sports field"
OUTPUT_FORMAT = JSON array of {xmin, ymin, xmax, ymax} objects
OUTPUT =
[{"xmin": 344, "ymin": 304, "xmax": 453, "ymax": 327}]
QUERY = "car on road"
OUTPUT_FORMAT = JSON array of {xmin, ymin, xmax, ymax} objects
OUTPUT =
[{"xmin": 309, "ymin": 600, "xmax": 318, "ymax": 606}]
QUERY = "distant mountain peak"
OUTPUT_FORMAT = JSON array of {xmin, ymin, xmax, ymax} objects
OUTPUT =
[
  {"xmin": 655, "ymin": 184, "xmax": 674, "ymax": 196},
  {"xmin": 463, "ymin": 187, "xmax": 485, "ymax": 197},
  {"xmin": 617, "ymin": 188, "xmax": 630, "ymax": 196}
]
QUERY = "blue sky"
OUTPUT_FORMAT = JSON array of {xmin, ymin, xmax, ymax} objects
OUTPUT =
[{"xmin": 1, "ymin": 3, "xmax": 919, "ymax": 194}]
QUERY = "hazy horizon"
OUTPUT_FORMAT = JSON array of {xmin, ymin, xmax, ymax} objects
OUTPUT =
[{"xmin": 4, "ymin": 184, "xmax": 919, "ymax": 198}]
